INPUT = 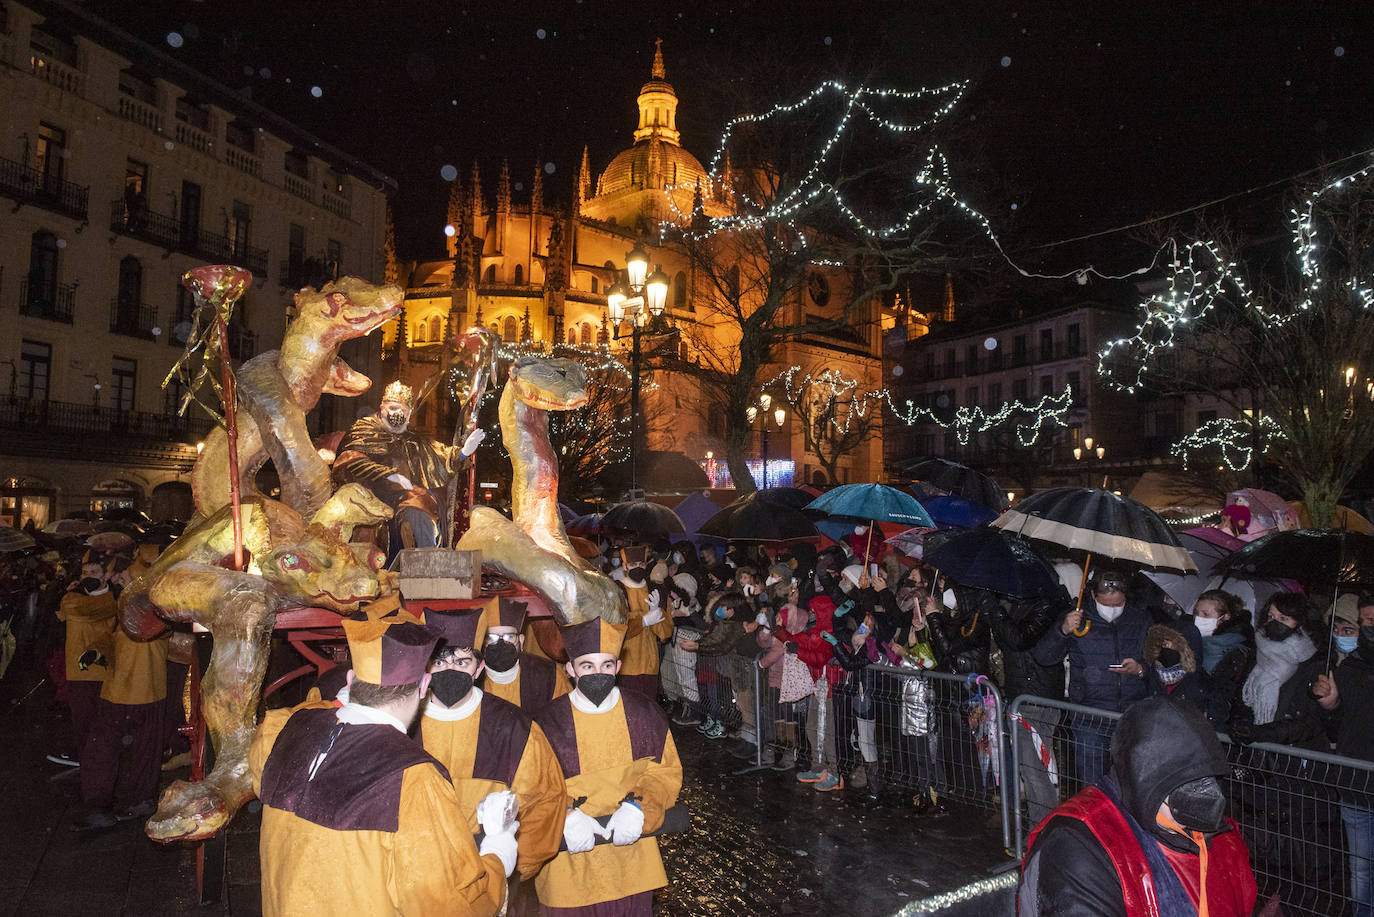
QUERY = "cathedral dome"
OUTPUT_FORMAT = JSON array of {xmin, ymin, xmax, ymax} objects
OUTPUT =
[{"xmin": 596, "ymin": 139, "xmax": 709, "ymax": 198}]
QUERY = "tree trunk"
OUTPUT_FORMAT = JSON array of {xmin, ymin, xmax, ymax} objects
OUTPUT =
[
  {"xmin": 818, "ymin": 453, "xmax": 841, "ymax": 487},
  {"xmin": 726, "ymin": 424, "xmax": 757, "ymax": 494},
  {"xmin": 1299, "ymin": 477, "xmax": 1343, "ymax": 529}
]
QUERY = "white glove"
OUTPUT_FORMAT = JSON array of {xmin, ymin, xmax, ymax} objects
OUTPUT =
[
  {"xmin": 563, "ymin": 807, "xmax": 600, "ymax": 854},
  {"xmin": 641, "ymin": 591, "xmax": 664, "ymax": 627},
  {"xmin": 460, "ymin": 428, "xmax": 486, "ymax": 459},
  {"xmin": 479, "ymin": 826, "xmax": 519, "ymax": 878},
  {"xmin": 601, "ymin": 801, "xmax": 645, "ymax": 847},
  {"xmin": 385, "ymin": 472, "xmax": 414, "ymax": 490},
  {"xmin": 475, "ymin": 789, "xmax": 518, "ymax": 836}
]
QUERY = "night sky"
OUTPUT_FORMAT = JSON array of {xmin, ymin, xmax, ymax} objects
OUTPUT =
[{"xmin": 83, "ymin": 1, "xmax": 1374, "ymax": 273}]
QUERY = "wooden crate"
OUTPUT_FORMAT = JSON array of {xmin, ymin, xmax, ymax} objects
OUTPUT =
[{"xmin": 397, "ymin": 548, "xmax": 482, "ymax": 600}]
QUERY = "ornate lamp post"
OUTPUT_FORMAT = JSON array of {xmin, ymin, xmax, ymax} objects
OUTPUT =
[
  {"xmin": 746, "ymin": 393, "xmax": 788, "ymax": 489},
  {"xmin": 607, "ymin": 243, "xmax": 669, "ymax": 498}
]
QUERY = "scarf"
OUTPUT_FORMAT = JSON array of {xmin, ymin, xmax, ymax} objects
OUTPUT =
[
  {"xmin": 1200, "ymin": 631, "xmax": 1246, "ymax": 674},
  {"xmin": 1155, "ymin": 663, "xmax": 1188, "ymax": 686},
  {"xmin": 1242, "ymin": 631, "xmax": 1316, "ymax": 725}
]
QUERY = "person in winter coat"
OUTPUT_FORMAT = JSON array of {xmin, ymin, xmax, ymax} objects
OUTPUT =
[
  {"xmin": 1019, "ymin": 696, "xmax": 1258, "ymax": 916},
  {"xmin": 1314, "ymin": 591, "xmax": 1374, "ymax": 917},
  {"xmin": 1033, "ymin": 568, "xmax": 1150, "ymax": 785},
  {"xmin": 924, "ymin": 582, "xmax": 995, "ymax": 802},
  {"xmin": 662, "ymin": 573, "xmax": 704, "ymax": 726},
  {"xmin": 1228, "ymin": 592, "xmax": 1329, "ymax": 749},
  {"xmin": 1189, "ymin": 589, "xmax": 1254, "ymax": 727},
  {"xmin": 987, "ymin": 586, "xmax": 1069, "ymax": 827},
  {"xmin": 688, "ymin": 591, "xmax": 751, "ymax": 738},
  {"xmin": 790, "ymin": 594, "xmax": 845, "ymax": 791},
  {"xmin": 1142, "ymin": 622, "xmax": 1207, "ymax": 711}
]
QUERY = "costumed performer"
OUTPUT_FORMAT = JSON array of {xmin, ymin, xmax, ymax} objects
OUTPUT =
[
  {"xmin": 616, "ymin": 546, "xmax": 673, "ymax": 699},
  {"xmin": 479, "ymin": 595, "xmax": 571, "ymax": 714}
]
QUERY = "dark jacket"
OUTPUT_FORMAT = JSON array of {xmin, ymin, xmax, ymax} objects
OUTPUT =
[
  {"xmin": 1033, "ymin": 598, "xmax": 1150, "ymax": 713},
  {"xmin": 988, "ymin": 589, "xmax": 1068, "ymax": 702},
  {"xmin": 927, "ymin": 586, "xmax": 994, "ymax": 676},
  {"xmin": 1196, "ymin": 614, "xmax": 1255, "ymax": 727},
  {"xmin": 1141, "ymin": 623, "xmax": 1208, "ymax": 713},
  {"xmin": 1020, "ymin": 697, "xmax": 1256, "ymax": 916},
  {"xmin": 1228, "ymin": 636, "xmax": 1333, "ymax": 750}
]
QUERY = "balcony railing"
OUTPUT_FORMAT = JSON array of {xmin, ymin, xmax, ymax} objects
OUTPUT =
[
  {"xmin": 19, "ymin": 279, "xmax": 76, "ymax": 322},
  {"xmin": 924, "ymin": 340, "xmax": 1091, "ymax": 380},
  {"xmin": 227, "ymin": 324, "xmax": 257, "ymax": 361},
  {"xmin": 284, "ymin": 172, "xmax": 314, "ymax": 202},
  {"xmin": 117, "ymin": 94, "xmax": 163, "ymax": 132},
  {"xmin": 226, "ymin": 145, "xmax": 262, "ymax": 178},
  {"xmin": 0, "ymin": 396, "xmax": 214, "ymax": 443},
  {"xmin": 174, "ymin": 120, "xmax": 214, "ymax": 154},
  {"xmin": 107, "ymin": 200, "xmax": 268, "ymax": 276},
  {"xmin": 109, "ymin": 298, "xmax": 158, "ymax": 339},
  {"xmin": 29, "ymin": 50, "xmax": 84, "ymax": 95},
  {"xmin": 321, "ymin": 190, "xmax": 350, "ymax": 220},
  {"xmin": 0, "ymin": 155, "xmax": 89, "ymax": 220},
  {"xmin": 109, "ymin": 199, "xmax": 181, "ymax": 249}
]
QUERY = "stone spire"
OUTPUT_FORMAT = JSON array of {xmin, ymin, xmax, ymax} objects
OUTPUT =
[
  {"xmin": 520, "ymin": 302, "xmax": 532, "ymax": 342},
  {"xmin": 941, "ymin": 273, "xmax": 956, "ymax": 323},
  {"xmin": 544, "ymin": 217, "xmax": 567, "ymax": 292},
  {"xmin": 690, "ymin": 178, "xmax": 708, "ymax": 232},
  {"xmin": 530, "ymin": 161, "xmax": 544, "ymax": 216},
  {"xmin": 496, "ymin": 159, "xmax": 511, "ymax": 214},
  {"xmin": 469, "ymin": 161, "xmax": 483, "ymax": 221},
  {"xmin": 651, "ymin": 37, "xmax": 665, "ymax": 80},
  {"xmin": 383, "ymin": 205, "xmax": 400, "ymax": 286},
  {"xmin": 445, "ymin": 174, "xmax": 466, "ymax": 247},
  {"xmin": 576, "ymin": 146, "xmax": 592, "ymax": 212}
]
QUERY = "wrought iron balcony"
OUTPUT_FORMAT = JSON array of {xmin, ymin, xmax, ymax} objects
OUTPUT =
[
  {"xmin": 109, "ymin": 298, "xmax": 159, "ymax": 339},
  {"xmin": 0, "ymin": 155, "xmax": 89, "ymax": 220},
  {"xmin": 0, "ymin": 396, "xmax": 214, "ymax": 445},
  {"xmin": 109, "ymin": 200, "xmax": 181, "ymax": 250},
  {"xmin": 19, "ymin": 279, "xmax": 76, "ymax": 323}
]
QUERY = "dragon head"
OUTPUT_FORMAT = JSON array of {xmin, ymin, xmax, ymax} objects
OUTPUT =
[
  {"xmin": 294, "ymin": 276, "xmax": 404, "ymax": 346},
  {"xmin": 509, "ymin": 356, "xmax": 588, "ymax": 411},
  {"xmin": 262, "ymin": 523, "xmax": 384, "ymax": 613}
]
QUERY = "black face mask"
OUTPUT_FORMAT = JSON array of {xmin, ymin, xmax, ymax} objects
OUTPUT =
[
  {"xmin": 577, "ymin": 673, "xmax": 616, "ymax": 705},
  {"xmin": 1359, "ymin": 625, "xmax": 1374, "ymax": 655},
  {"xmin": 484, "ymin": 641, "xmax": 520, "ymax": 672},
  {"xmin": 626, "ymin": 567, "xmax": 647, "ymax": 582},
  {"xmin": 382, "ymin": 409, "xmax": 409, "ymax": 431},
  {"xmin": 1157, "ymin": 647, "xmax": 1182, "ymax": 667},
  {"xmin": 81, "ymin": 577, "xmax": 104, "ymax": 593},
  {"xmin": 429, "ymin": 670, "xmax": 473, "ymax": 707},
  {"xmin": 1262, "ymin": 619, "xmax": 1296, "ymax": 642},
  {"xmin": 1165, "ymin": 776, "xmax": 1227, "ymax": 835}
]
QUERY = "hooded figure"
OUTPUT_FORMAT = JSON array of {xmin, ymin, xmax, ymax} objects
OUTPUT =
[
  {"xmin": 1142, "ymin": 623, "xmax": 1207, "ymax": 712},
  {"xmin": 1019, "ymin": 696, "xmax": 1257, "ymax": 916}
]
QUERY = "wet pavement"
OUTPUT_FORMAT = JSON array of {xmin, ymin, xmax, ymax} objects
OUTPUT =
[{"xmin": 0, "ymin": 670, "xmax": 1014, "ymax": 916}]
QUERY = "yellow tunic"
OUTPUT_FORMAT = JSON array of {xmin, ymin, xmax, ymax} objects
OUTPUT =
[
  {"xmin": 250, "ymin": 705, "xmax": 506, "ymax": 917},
  {"xmin": 619, "ymin": 583, "xmax": 673, "ymax": 678},
  {"xmin": 419, "ymin": 690, "xmax": 568, "ymax": 880},
  {"xmin": 534, "ymin": 690, "xmax": 682, "ymax": 908},
  {"xmin": 100, "ymin": 628, "xmax": 169, "ymax": 706},
  {"xmin": 482, "ymin": 654, "xmax": 571, "ymax": 713},
  {"xmin": 57, "ymin": 590, "xmax": 117, "ymax": 683}
]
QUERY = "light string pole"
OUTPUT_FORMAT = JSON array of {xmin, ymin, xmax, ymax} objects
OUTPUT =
[{"xmin": 606, "ymin": 243, "xmax": 669, "ymax": 499}]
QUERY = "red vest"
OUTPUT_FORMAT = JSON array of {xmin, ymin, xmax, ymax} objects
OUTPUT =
[{"xmin": 1025, "ymin": 786, "xmax": 1257, "ymax": 916}]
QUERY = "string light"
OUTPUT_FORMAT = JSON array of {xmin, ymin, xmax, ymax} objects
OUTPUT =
[
  {"xmin": 1171, "ymin": 415, "xmax": 1281, "ymax": 472},
  {"xmin": 890, "ymin": 873, "xmax": 1018, "ymax": 916}
]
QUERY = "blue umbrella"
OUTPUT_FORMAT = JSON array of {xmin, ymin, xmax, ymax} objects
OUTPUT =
[
  {"xmin": 673, "ymin": 492, "xmax": 723, "ymax": 534},
  {"xmin": 920, "ymin": 495, "xmax": 999, "ymax": 529},
  {"xmin": 805, "ymin": 483, "xmax": 936, "ymax": 528}
]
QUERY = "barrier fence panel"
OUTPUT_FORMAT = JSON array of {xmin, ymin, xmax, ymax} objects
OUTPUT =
[{"xmin": 1007, "ymin": 694, "xmax": 1374, "ymax": 917}]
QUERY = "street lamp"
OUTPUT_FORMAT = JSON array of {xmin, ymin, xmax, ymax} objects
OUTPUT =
[
  {"xmin": 746, "ymin": 393, "xmax": 787, "ymax": 488},
  {"xmin": 607, "ymin": 243, "xmax": 670, "ymax": 498}
]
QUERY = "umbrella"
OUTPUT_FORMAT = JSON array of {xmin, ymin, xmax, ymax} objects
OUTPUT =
[
  {"xmin": 751, "ymin": 487, "xmax": 819, "ymax": 511},
  {"xmin": 1215, "ymin": 529, "xmax": 1374, "ymax": 587},
  {"xmin": 1144, "ymin": 532, "xmax": 1241, "ymax": 614},
  {"xmin": 601, "ymin": 501, "xmax": 686, "ymax": 538},
  {"xmin": 920, "ymin": 495, "xmax": 999, "ymax": 529},
  {"xmin": 671, "ymin": 492, "xmax": 722, "ymax": 534},
  {"xmin": 1182, "ymin": 526, "xmax": 1247, "ymax": 552},
  {"xmin": 900, "ymin": 457, "xmax": 1009, "ymax": 511},
  {"xmin": 566, "ymin": 513, "xmax": 604, "ymax": 537},
  {"xmin": 923, "ymin": 528, "xmax": 1061, "ymax": 598},
  {"xmin": 698, "ymin": 496, "xmax": 819, "ymax": 542},
  {"xmin": 805, "ymin": 483, "xmax": 936, "ymax": 528},
  {"xmin": 992, "ymin": 487, "xmax": 1195, "ymax": 573},
  {"xmin": 558, "ymin": 503, "xmax": 580, "ymax": 525},
  {"xmin": 0, "ymin": 527, "xmax": 36, "ymax": 553},
  {"xmin": 1226, "ymin": 488, "xmax": 1299, "ymax": 539},
  {"xmin": 884, "ymin": 526, "xmax": 939, "ymax": 560},
  {"xmin": 43, "ymin": 518, "xmax": 90, "ymax": 537}
]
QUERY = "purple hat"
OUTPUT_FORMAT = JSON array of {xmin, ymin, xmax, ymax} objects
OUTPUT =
[
  {"xmin": 343, "ymin": 618, "xmax": 438, "ymax": 686},
  {"xmin": 558, "ymin": 616, "xmax": 627, "ymax": 661},
  {"xmin": 424, "ymin": 606, "xmax": 486, "ymax": 651}
]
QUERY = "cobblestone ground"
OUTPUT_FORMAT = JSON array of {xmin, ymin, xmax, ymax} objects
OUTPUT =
[{"xmin": 0, "ymin": 668, "xmax": 1014, "ymax": 916}]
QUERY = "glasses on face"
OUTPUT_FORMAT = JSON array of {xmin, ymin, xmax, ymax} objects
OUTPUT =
[{"xmin": 484, "ymin": 633, "xmax": 518, "ymax": 645}]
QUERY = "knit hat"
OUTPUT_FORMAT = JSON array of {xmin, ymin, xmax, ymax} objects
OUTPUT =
[
  {"xmin": 558, "ymin": 616, "xmax": 627, "ymax": 661},
  {"xmin": 1334, "ymin": 593, "xmax": 1361, "ymax": 627},
  {"xmin": 343, "ymin": 617, "xmax": 438, "ymax": 686},
  {"xmin": 841, "ymin": 564, "xmax": 865, "ymax": 588},
  {"xmin": 670, "ymin": 573, "xmax": 699, "ymax": 611},
  {"xmin": 649, "ymin": 561, "xmax": 669, "ymax": 583},
  {"xmin": 482, "ymin": 595, "xmax": 530, "ymax": 631},
  {"xmin": 424, "ymin": 606, "xmax": 486, "ymax": 651}
]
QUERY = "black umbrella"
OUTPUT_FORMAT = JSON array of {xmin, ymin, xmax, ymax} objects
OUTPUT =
[
  {"xmin": 992, "ymin": 487, "xmax": 1195, "ymax": 572},
  {"xmin": 923, "ymin": 528, "xmax": 1061, "ymax": 598},
  {"xmin": 601, "ymin": 501, "xmax": 686, "ymax": 538},
  {"xmin": 751, "ymin": 487, "xmax": 820, "ymax": 511},
  {"xmin": 900, "ymin": 457, "xmax": 1008, "ymax": 511},
  {"xmin": 698, "ymin": 497, "xmax": 819, "ymax": 542}
]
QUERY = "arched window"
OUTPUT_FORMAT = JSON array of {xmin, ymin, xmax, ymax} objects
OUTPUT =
[
  {"xmin": 428, "ymin": 315, "xmax": 441, "ymax": 341},
  {"xmin": 580, "ymin": 322, "xmax": 593, "ymax": 346},
  {"xmin": 482, "ymin": 264, "xmax": 496, "ymax": 283},
  {"xmin": 590, "ymin": 276, "xmax": 598, "ymax": 293},
  {"xmin": 413, "ymin": 320, "xmax": 427, "ymax": 344},
  {"xmin": 490, "ymin": 322, "xmax": 500, "ymax": 337},
  {"xmin": 567, "ymin": 328, "xmax": 577, "ymax": 345},
  {"xmin": 673, "ymin": 271, "xmax": 687, "ymax": 310},
  {"xmin": 502, "ymin": 315, "xmax": 518, "ymax": 342},
  {"xmin": 513, "ymin": 264, "xmax": 524, "ymax": 284}
]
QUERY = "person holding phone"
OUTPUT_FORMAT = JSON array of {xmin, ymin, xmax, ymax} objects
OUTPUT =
[{"xmin": 1034, "ymin": 568, "xmax": 1150, "ymax": 785}]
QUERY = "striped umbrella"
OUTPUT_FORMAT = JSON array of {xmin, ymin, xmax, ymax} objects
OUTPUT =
[{"xmin": 992, "ymin": 487, "xmax": 1195, "ymax": 572}]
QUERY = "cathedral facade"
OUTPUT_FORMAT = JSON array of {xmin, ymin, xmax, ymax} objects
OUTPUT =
[{"xmin": 386, "ymin": 43, "xmax": 884, "ymax": 495}]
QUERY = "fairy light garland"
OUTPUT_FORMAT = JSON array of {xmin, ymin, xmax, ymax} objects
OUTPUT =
[
  {"xmin": 890, "ymin": 872, "xmax": 1018, "ymax": 915},
  {"xmin": 1171, "ymin": 415, "xmax": 1281, "ymax": 472}
]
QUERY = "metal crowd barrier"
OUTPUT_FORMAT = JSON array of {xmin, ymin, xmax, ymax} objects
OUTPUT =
[{"xmin": 1006, "ymin": 694, "xmax": 1374, "ymax": 917}]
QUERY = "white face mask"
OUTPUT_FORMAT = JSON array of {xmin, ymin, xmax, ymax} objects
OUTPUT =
[
  {"xmin": 1095, "ymin": 601, "xmax": 1124, "ymax": 623},
  {"xmin": 671, "ymin": 553, "xmax": 683, "ymax": 565},
  {"xmin": 765, "ymin": 575, "xmax": 780, "ymax": 587},
  {"xmin": 742, "ymin": 583, "xmax": 757, "ymax": 596},
  {"xmin": 942, "ymin": 588, "xmax": 958, "ymax": 610},
  {"xmin": 1193, "ymin": 615, "xmax": 1219, "ymax": 637},
  {"xmin": 755, "ymin": 612, "xmax": 769, "ymax": 627}
]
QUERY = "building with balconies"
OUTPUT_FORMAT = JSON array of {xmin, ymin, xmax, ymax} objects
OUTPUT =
[{"xmin": 0, "ymin": 0, "xmax": 393, "ymax": 526}]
